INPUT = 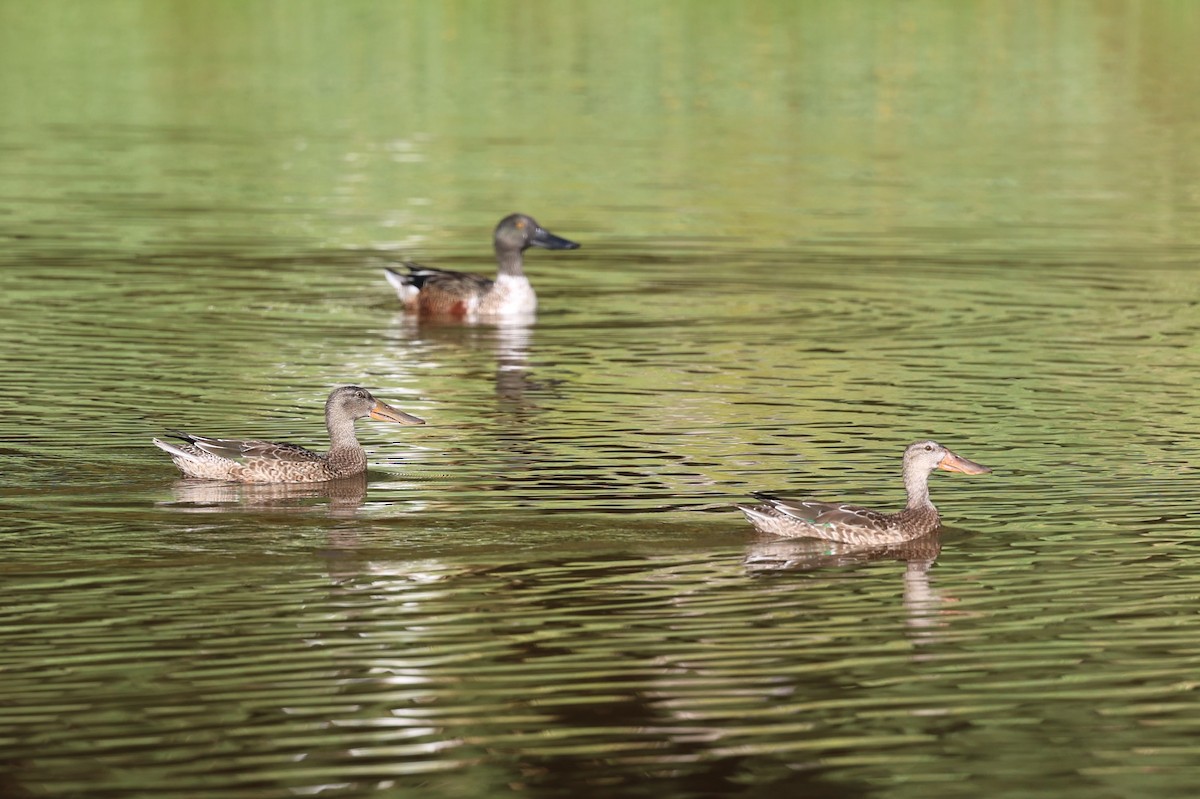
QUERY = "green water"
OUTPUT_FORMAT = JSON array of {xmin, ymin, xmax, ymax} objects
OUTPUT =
[{"xmin": 3, "ymin": 2, "xmax": 1200, "ymax": 797}]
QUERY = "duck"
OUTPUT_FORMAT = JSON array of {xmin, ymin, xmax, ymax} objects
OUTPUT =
[
  {"xmin": 737, "ymin": 440, "xmax": 991, "ymax": 545},
  {"xmin": 383, "ymin": 213, "xmax": 579, "ymax": 318},
  {"xmin": 152, "ymin": 386, "xmax": 425, "ymax": 484}
]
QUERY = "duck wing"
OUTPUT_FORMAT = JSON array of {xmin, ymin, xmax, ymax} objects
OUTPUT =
[
  {"xmin": 169, "ymin": 432, "xmax": 324, "ymax": 464},
  {"xmin": 384, "ymin": 263, "xmax": 494, "ymax": 315},
  {"xmin": 385, "ymin": 263, "xmax": 493, "ymax": 294},
  {"xmin": 751, "ymin": 493, "xmax": 892, "ymax": 533}
]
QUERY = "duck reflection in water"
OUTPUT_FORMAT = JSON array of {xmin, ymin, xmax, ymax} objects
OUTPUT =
[
  {"xmin": 492, "ymin": 321, "xmax": 543, "ymax": 410},
  {"xmin": 743, "ymin": 533, "xmax": 949, "ymax": 636},
  {"xmin": 393, "ymin": 316, "xmax": 554, "ymax": 415},
  {"xmin": 162, "ymin": 474, "xmax": 368, "ymax": 519}
]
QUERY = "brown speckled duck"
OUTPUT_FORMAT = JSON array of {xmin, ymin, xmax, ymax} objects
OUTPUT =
[
  {"xmin": 738, "ymin": 440, "xmax": 991, "ymax": 545},
  {"xmin": 383, "ymin": 213, "xmax": 579, "ymax": 319},
  {"xmin": 152, "ymin": 386, "xmax": 424, "ymax": 483}
]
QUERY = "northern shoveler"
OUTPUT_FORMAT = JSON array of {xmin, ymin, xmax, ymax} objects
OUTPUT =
[
  {"xmin": 383, "ymin": 213, "xmax": 579, "ymax": 318},
  {"xmin": 737, "ymin": 440, "xmax": 991, "ymax": 545},
  {"xmin": 152, "ymin": 386, "xmax": 424, "ymax": 483}
]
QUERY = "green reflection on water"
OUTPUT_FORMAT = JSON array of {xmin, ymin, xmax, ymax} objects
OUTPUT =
[
  {"xmin": 2, "ymin": 2, "xmax": 1200, "ymax": 799},
  {"xmin": 2, "ymin": 1, "xmax": 1198, "ymax": 247}
]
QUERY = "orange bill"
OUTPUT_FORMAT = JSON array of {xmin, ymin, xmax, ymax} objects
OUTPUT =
[
  {"xmin": 369, "ymin": 400, "xmax": 425, "ymax": 425},
  {"xmin": 937, "ymin": 450, "xmax": 991, "ymax": 474}
]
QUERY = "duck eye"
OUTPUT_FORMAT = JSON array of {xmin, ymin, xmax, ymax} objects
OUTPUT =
[
  {"xmin": 924, "ymin": 445, "xmax": 933, "ymax": 451},
  {"xmin": 356, "ymin": 390, "xmax": 368, "ymax": 399}
]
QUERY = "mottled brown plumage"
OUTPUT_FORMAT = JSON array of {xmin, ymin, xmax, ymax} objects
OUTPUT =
[
  {"xmin": 737, "ymin": 440, "xmax": 991, "ymax": 545},
  {"xmin": 383, "ymin": 213, "xmax": 579, "ymax": 319},
  {"xmin": 152, "ymin": 386, "xmax": 424, "ymax": 483}
]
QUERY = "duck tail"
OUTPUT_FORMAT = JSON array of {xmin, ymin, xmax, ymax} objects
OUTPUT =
[
  {"xmin": 383, "ymin": 264, "xmax": 422, "ymax": 307},
  {"xmin": 152, "ymin": 436, "xmax": 199, "ymax": 462}
]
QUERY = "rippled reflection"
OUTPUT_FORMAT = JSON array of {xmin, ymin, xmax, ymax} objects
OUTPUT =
[
  {"xmin": 161, "ymin": 475, "xmax": 369, "ymax": 518},
  {"xmin": 5, "ymin": 1, "xmax": 1200, "ymax": 797},
  {"xmin": 744, "ymin": 533, "xmax": 948, "ymax": 636},
  {"xmin": 391, "ymin": 315, "xmax": 544, "ymax": 414}
]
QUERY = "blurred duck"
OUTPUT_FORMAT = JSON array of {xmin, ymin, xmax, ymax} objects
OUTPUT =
[
  {"xmin": 738, "ymin": 440, "xmax": 990, "ymax": 545},
  {"xmin": 383, "ymin": 213, "xmax": 579, "ymax": 318},
  {"xmin": 152, "ymin": 386, "xmax": 424, "ymax": 483}
]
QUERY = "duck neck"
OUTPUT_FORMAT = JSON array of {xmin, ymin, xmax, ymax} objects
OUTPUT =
[
  {"xmin": 326, "ymin": 413, "xmax": 363, "ymax": 455},
  {"xmin": 495, "ymin": 246, "xmax": 526, "ymax": 277},
  {"xmin": 904, "ymin": 465, "xmax": 934, "ymax": 511}
]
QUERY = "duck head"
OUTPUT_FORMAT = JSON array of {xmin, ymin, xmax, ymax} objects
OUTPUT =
[
  {"xmin": 905, "ymin": 440, "xmax": 991, "ymax": 475},
  {"xmin": 328, "ymin": 386, "xmax": 425, "ymax": 425},
  {"xmin": 494, "ymin": 213, "xmax": 580, "ymax": 254}
]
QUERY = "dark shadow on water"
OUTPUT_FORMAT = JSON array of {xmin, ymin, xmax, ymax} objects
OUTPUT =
[
  {"xmin": 499, "ymin": 753, "xmax": 875, "ymax": 799},
  {"xmin": 0, "ymin": 762, "xmax": 35, "ymax": 799}
]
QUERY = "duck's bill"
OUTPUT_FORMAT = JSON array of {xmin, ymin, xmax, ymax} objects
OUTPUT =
[
  {"xmin": 369, "ymin": 401, "xmax": 426, "ymax": 425},
  {"xmin": 937, "ymin": 451, "xmax": 991, "ymax": 474},
  {"xmin": 531, "ymin": 226, "xmax": 580, "ymax": 250}
]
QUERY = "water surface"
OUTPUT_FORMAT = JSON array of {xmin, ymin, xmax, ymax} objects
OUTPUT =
[{"xmin": 3, "ymin": 2, "xmax": 1200, "ymax": 798}]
